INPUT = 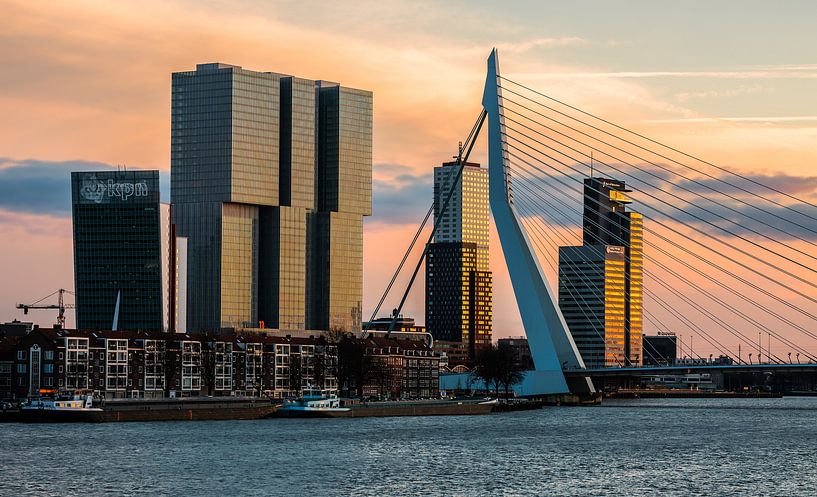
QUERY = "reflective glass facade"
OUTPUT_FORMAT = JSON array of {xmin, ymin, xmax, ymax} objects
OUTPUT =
[
  {"xmin": 433, "ymin": 162, "xmax": 490, "ymax": 270},
  {"xmin": 171, "ymin": 63, "xmax": 371, "ymax": 332},
  {"xmin": 318, "ymin": 85, "xmax": 373, "ymax": 216},
  {"xmin": 557, "ymin": 177, "xmax": 643, "ymax": 366},
  {"xmin": 71, "ymin": 170, "xmax": 164, "ymax": 331},
  {"xmin": 558, "ymin": 245, "xmax": 626, "ymax": 368},
  {"xmin": 309, "ymin": 212, "xmax": 364, "ymax": 332},
  {"xmin": 426, "ymin": 161, "xmax": 492, "ymax": 358},
  {"xmin": 259, "ymin": 206, "xmax": 308, "ymax": 331}
]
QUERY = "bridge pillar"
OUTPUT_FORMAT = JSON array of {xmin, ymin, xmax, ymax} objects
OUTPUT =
[{"xmin": 482, "ymin": 49, "xmax": 594, "ymax": 395}]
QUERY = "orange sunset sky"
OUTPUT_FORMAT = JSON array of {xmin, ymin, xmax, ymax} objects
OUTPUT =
[{"xmin": 1, "ymin": 1, "xmax": 816, "ymax": 356}]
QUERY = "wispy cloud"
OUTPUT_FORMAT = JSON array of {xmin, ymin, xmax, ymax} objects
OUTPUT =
[
  {"xmin": 509, "ymin": 68, "xmax": 817, "ymax": 80},
  {"xmin": 644, "ymin": 116, "xmax": 817, "ymax": 124},
  {"xmin": 495, "ymin": 37, "xmax": 588, "ymax": 53},
  {"xmin": 673, "ymin": 84, "xmax": 767, "ymax": 102}
]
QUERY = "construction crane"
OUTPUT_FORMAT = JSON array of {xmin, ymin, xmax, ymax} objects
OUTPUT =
[{"xmin": 16, "ymin": 289, "xmax": 76, "ymax": 327}]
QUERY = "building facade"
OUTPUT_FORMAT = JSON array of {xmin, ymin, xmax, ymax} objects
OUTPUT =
[
  {"xmin": 0, "ymin": 327, "xmax": 440, "ymax": 401},
  {"xmin": 171, "ymin": 63, "xmax": 372, "ymax": 333},
  {"xmin": 71, "ymin": 170, "xmax": 169, "ymax": 332},
  {"xmin": 425, "ymin": 161, "xmax": 492, "ymax": 359},
  {"xmin": 497, "ymin": 336, "xmax": 535, "ymax": 371},
  {"xmin": 557, "ymin": 177, "xmax": 643, "ymax": 367},
  {"xmin": 558, "ymin": 245, "xmax": 627, "ymax": 368},
  {"xmin": 581, "ymin": 177, "xmax": 643, "ymax": 366},
  {"xmin": 643, "ymin": 333, "xmax": 678, "ymax": 366}
]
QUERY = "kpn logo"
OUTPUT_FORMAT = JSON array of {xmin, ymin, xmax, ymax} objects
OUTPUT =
[{"xmin": 80, "ymin": 173, "xmax": 150, "ymax": 203}]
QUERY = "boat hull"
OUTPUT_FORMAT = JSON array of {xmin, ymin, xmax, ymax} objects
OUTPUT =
[{"xmin": 20, "ymin": 408, "xmax": 105, "ymax": 423}]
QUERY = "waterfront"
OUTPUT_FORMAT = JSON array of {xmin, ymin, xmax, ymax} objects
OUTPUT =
[{"xmin": 2, "ymin": 398, "xmax": 817, "ymax": 496}]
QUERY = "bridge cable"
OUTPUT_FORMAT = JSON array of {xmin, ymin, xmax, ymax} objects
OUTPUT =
[
  {"xmin": 502, "ymin": 129, "xmax": 817, "ymax": 305},
  {"xmin": 501, "ymin": 118, "xmax": 817, "ymax": 281},
  {"xmin": 506, "ymin": 147, "xmax": 817, "ymax": 357},
  {"xmin": 499, "ymin": 101, "xmax": 817, "ymax": 259},
  {"xmin": 506, "ymin": 152, "xmax": 816, "ymax": 361},
  {"xmin": 498, "ymin": 76, "xmax": 817, "ymax": 223}
]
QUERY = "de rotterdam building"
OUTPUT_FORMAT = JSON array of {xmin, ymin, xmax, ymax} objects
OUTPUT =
[{"xmin": 171, "ymin": 63, "xmax": 372, "ymax": 333}]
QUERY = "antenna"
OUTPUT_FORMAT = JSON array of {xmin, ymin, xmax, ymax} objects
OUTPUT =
[{"xmin": 590, "ymin": 151, "xmax": 594, "ymax": 178}]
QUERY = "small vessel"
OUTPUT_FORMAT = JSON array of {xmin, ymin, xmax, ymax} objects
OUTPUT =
[
  {"xmin": 277, "ymin": 388, "xmax": 350, "ymax": 418},
  {"xmin": 21, "ymin": 391, "xmax": 103, "ymax": 423}
]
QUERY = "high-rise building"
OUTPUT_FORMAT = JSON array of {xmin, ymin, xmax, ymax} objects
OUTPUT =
[
  {"xmin": 425, "ymin": 161, "xmax": 492, "ymax": 358},
  {"xmin": 171, "ymin": 63, "xmax": 371, "ymax": 333},
  {"xmin": 558, "ymin": 245, "xmax": 626, "ymax": 368},
  {"xmin": 643, "ymin": 333, "xmax": 677, "ymax": 366},
  {"xmin": 71, "ymin": 170, "xmax": 169, "ymax": 331},
  {"xmin": 558, "ymin": 177, "xmax": 643, "ymax": 367}
]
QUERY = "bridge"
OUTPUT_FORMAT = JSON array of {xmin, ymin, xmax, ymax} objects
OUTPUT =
[{"xmin": 373, "ymin": 49, "xmax": 817, "ymax": 396}]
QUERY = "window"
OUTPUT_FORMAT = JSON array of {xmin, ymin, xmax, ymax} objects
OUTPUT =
[
  {"xmin": 17, "ymin": 364, "xmax": 26, "ymax": 374},
  {"xmin": 44, "ymin": 364, "xmax": 54, "ymax": 374},
  {"xmin": 17, "ymin": 350, "xmax": 25, "ymax": 360},
  {"xmin": 44, "ymin": 350, "xmax": 54, "ymax": 361}
]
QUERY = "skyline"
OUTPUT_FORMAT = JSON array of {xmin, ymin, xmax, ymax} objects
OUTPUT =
[{"xmin": 2, "ymin": 1, "xmax": 817, "ymax": 354}]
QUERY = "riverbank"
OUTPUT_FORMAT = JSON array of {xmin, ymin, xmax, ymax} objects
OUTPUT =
[
  {"xmin": 607, "ymin": 389, "xmax": 782, "ymax": 399},
  {"xmin": 1, "ymin": 397, "xmax": 277, "ymax": 423}
]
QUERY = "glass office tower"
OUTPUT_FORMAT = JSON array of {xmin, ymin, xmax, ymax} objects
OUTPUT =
[
  {"xmin": 558, "ymin": 177, "xmax": 643, "ymax": 367},
  {"xmin": 426, "ymin": 161, "xmax": 492, "ymax": 358},
  {"xmin": 171, "ymin": 64, "xmax": 371, "ymax": 333},
  {"xmin": 558, "ymin": 245, "xmax": 627, "ymax": 368},
  {"xmin": 71, "ymin": 170, "xmax": 165, "ymax": 331}
]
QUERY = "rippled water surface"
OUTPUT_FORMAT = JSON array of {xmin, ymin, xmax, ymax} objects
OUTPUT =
[{"xmin": 2, "ymin": 397, "xmax": 817, "ymax": 496}]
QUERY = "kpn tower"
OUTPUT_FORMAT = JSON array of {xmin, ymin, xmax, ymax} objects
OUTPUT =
[{"xmin": 171, "ymin": 63, "xmax": 372, "ymax": 333}]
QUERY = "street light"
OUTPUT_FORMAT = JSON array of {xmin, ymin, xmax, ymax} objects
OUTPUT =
[
  {"xmin": 749, "ymin": 353, "xmax": 753, "ymax": 365},
  {"xmin": 788, "ymin": 352, "xmax": 792, "ymax": 364}
]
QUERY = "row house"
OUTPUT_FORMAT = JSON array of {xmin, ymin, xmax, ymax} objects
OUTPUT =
[
  {"xmin": 0, "ymin": 327, "xmax": 337, "ymax": 400},
  {"xmin": 360, "ymin": 336, "xmax": 440, "ymax": 399}
]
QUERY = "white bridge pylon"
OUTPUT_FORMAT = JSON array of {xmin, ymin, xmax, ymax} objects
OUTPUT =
[{"xmin": 483, "ymin": 49, "xmax": 594, "ymax": 395}]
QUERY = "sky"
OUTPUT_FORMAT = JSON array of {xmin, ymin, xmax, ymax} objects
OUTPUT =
[{"xmin": 1, "ymin": 0, "xmax": 816, "ymax": 356}]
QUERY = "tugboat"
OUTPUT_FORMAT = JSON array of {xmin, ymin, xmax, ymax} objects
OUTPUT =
[
  {"xmin": 277, "ymin": 388, "xmax": 351, "ymax": 418},
  {"xmin": 21, "ymin": 391, "xmax": 103, "ymax": 423}
]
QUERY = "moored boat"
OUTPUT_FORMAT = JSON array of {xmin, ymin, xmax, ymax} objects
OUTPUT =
[
  {"xmin": 20, "ymin": 391, "xmax": 104, "ymax": 423},
  {"xmin": 277, "ymin": 388, "xmax": 351, "ymax": 418}
]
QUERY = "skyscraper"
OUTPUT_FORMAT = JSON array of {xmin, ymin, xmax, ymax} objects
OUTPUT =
[
  {"xmin": 171, "ymin": 63, "xmax": 371, "ymax": 333},
  {"xmin": 71, "ymin": 170, "xmax": 168, "ymax": 331},
  {"xmin": 558, "ymin": 245, "xmax": 626, "ymax": 368},
  {"xmin": 426, "ymin": 161, "xmax": 492, "ymax": 358},
  {"xmin": 558, "ymin": 177, "xmax": 643, "ymax": 367}
]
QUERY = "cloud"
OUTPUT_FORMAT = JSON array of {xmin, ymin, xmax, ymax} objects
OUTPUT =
[
  {"xmin": 495, "ymin": 37, "xmax": 588, "ymax": 53},
  {"xmin": 510, "ymin": 68, "xmax": 817, "ymax": 80},
  {"xmin": 644, "ymin": 116, "xmax": 817, "ymax": 124},
  {"xmin": 370, "ymin": 165, "xmax": 433, "ymax": 226},
  {"xmin": 0, "ymin": 158, "xmax": 169, "ymax": 216},
  {"xmin": 673, "ymin": 84, "xmax": 767, "ymax": 102}
]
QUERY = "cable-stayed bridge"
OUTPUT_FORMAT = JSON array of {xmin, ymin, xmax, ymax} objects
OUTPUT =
[{"xmin": 375, "ymin": 49, "xmax": 817, "ymax": 396}]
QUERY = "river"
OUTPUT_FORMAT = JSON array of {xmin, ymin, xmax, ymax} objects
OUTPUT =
[{"xmin": 2, "ymin": 397, "xmax": 816, "ymax": 496}]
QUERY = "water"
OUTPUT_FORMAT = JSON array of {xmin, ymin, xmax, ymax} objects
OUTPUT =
[{"xmin": 2, "ymin": 397, "xmax": 817, "ymax": 496}]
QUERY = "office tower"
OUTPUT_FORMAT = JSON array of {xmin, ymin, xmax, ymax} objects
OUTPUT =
[
  {"xmin": 558, "ymin": 177, "xmax": 643, "ymax": 367},
  {"xmin": 171, "ymin": 63, "xmax": 371, "ymax": 333},
  {"xmin": 71, "ymin": 170, "xmax": 168, "ymax": 331},
  {"xmin": 308, "ymin": 83, "xmax": 372, "ymax": 333},
  {"xmin": 643, "ymin": 333, "xmax": 678, "ymax": 366},
  {"xmin": 425, "ymin": 161, "xmax": 492, "ymax": 358},
  {"xmin": 558, "ymin": 245, "xmax": 626, "ymax": 368}
]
